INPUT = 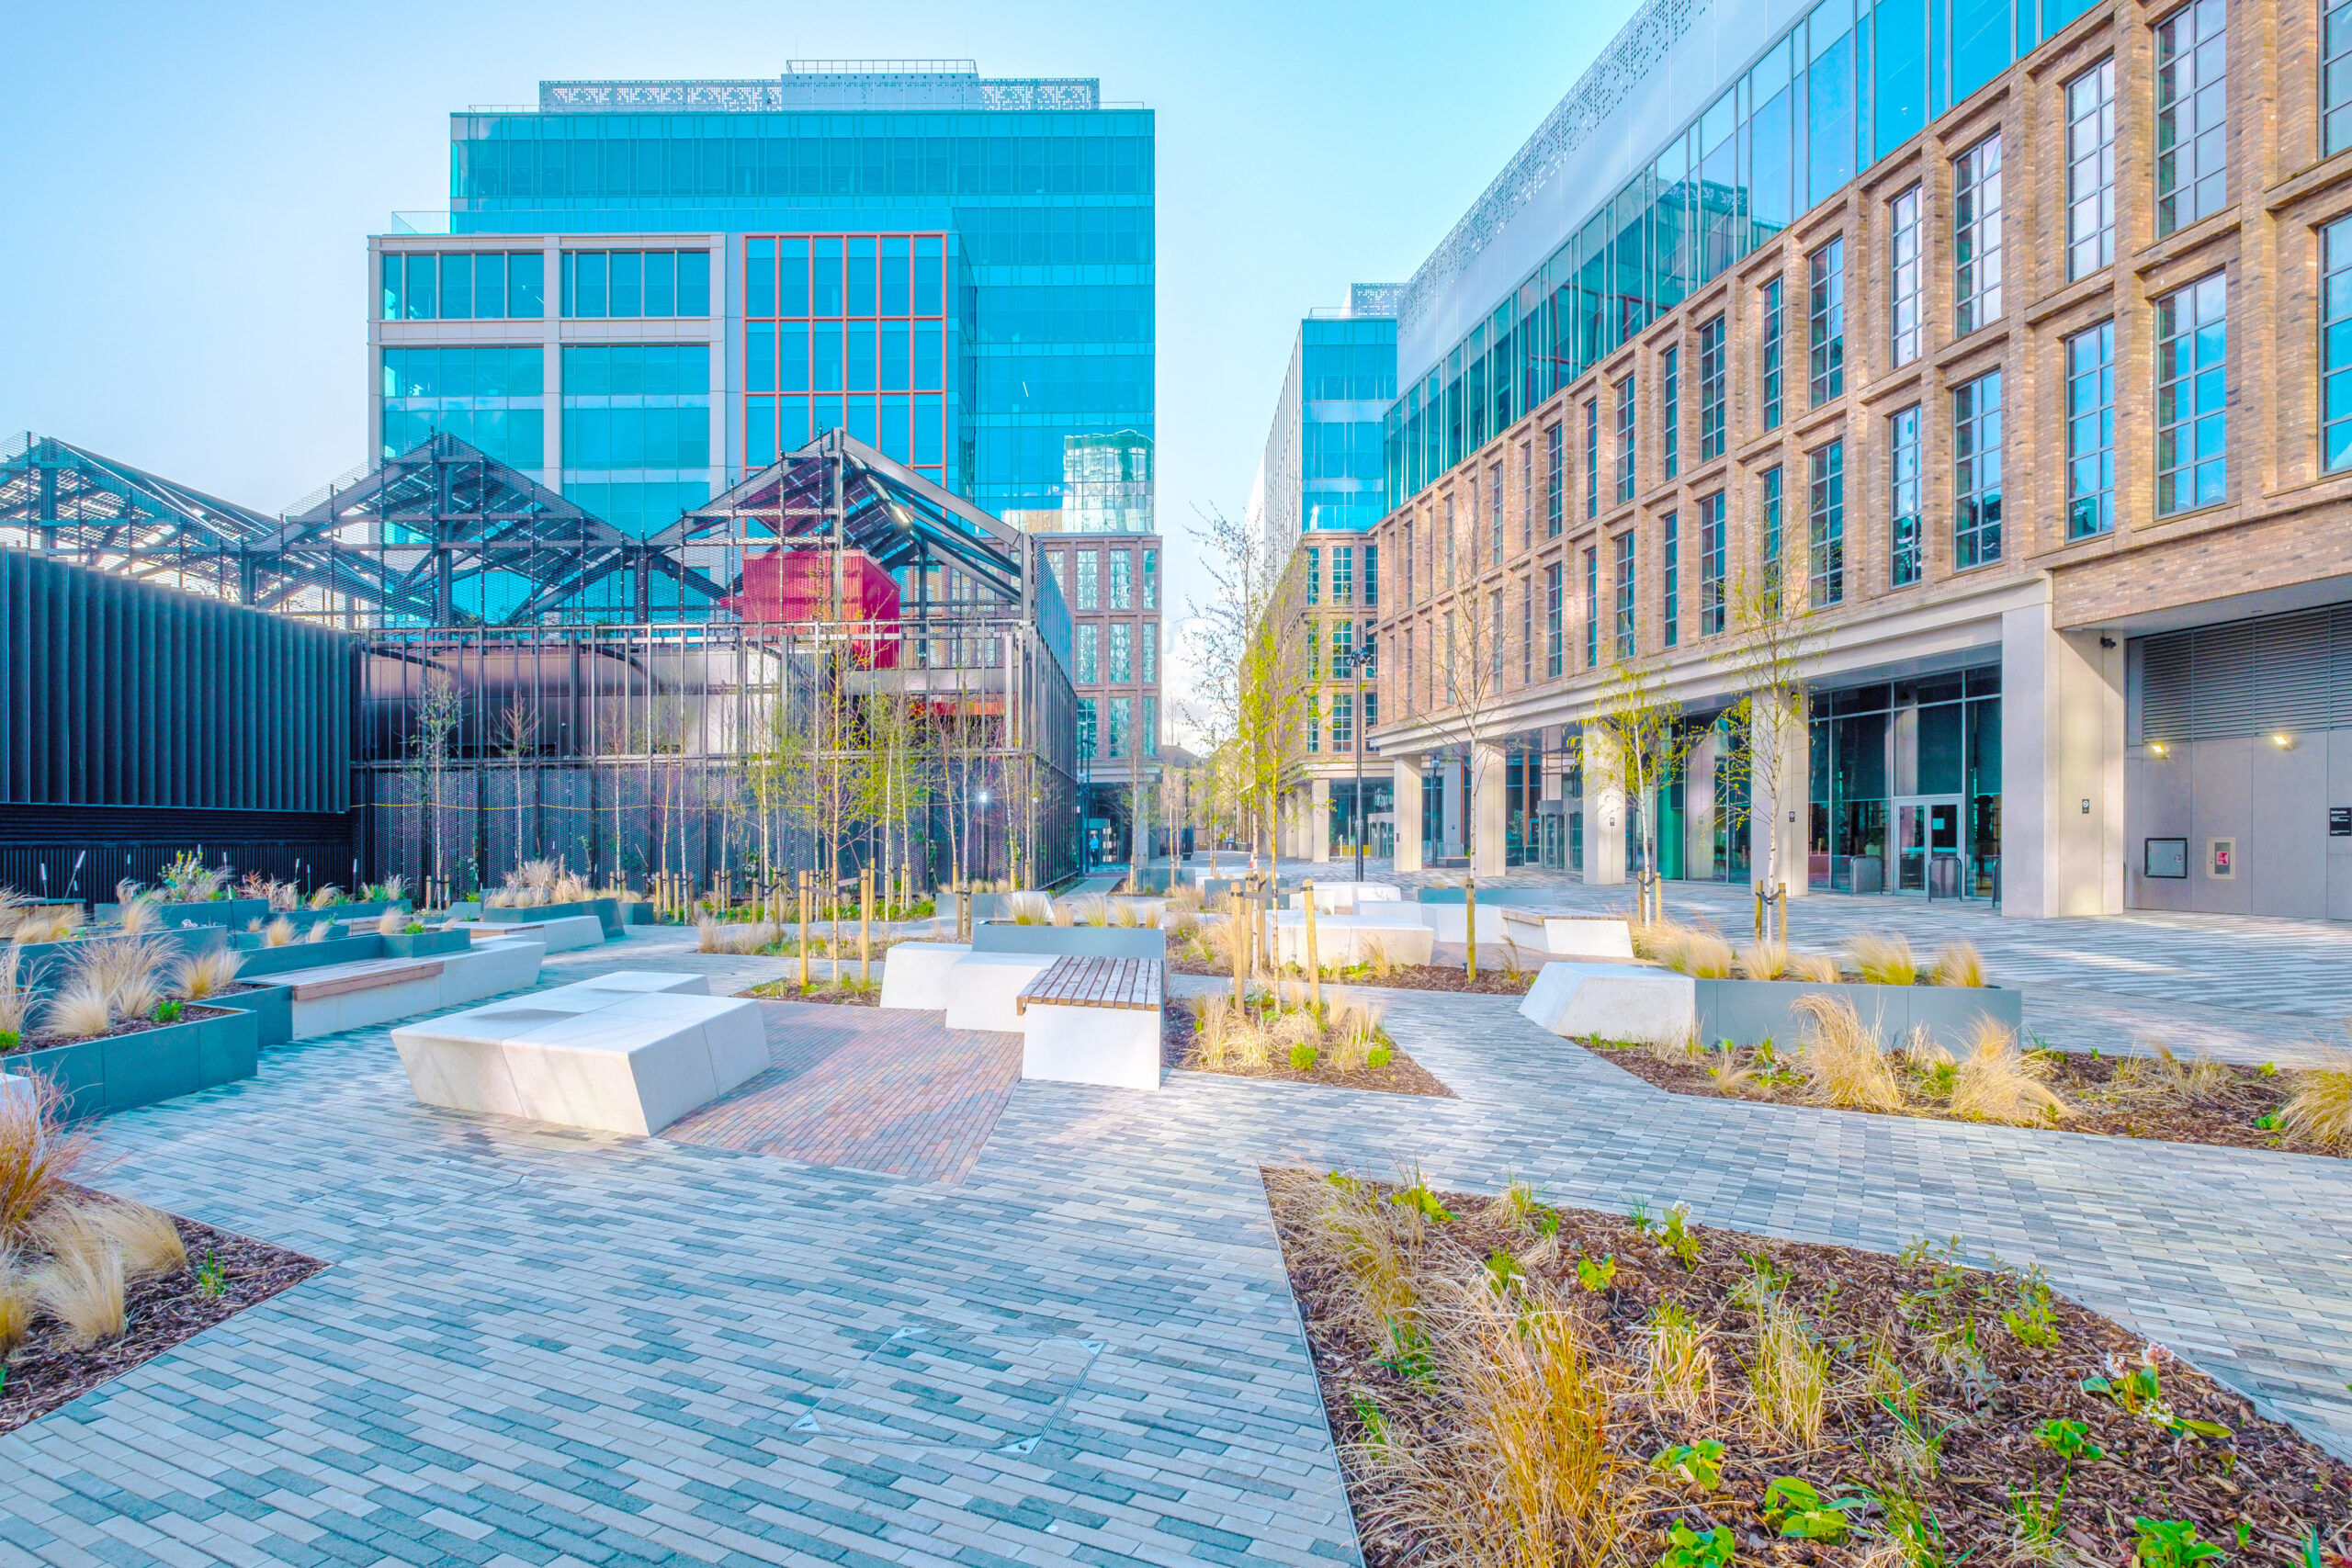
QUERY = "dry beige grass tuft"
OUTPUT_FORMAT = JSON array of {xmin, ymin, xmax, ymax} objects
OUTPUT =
[
  {"xmin": 1642, "ymin": 1300, "xmax": 1716, "ymax": 1418},
  {"xmin": 43, "ymin": 982, "xmax": 113, "ymax": 1040},
  {"xmin": 1792, "ymin": 993, "xmax": 1905, "ymax": 1111},
  {"xmin": 116, "ymin": 894, "xmax": 162, "ymax": 935},
  {"xmin": 1930, "ymin": 941, "xmax": 1986, "ymax": 987},
  {"xmin": 1949, "ymin": 1019, "xmax": 2068, "ymax": 1124},
  {"xmin": 75, "ymin": 1200, "xmax": 187, "ymax": 1279},
  {"xmin": 1736, "ymin": 940, "xmax": 1789, "ymax": 980},
  {"xmin": 1899, "ymin": 1024, "xmax": 1954, "ymax": 1072},
  {"xmin": 2281, "ymin": 1047, "xmax": 2352, "ymax": 1150},
  {"xmin": 168, "ymin": 945, "xmax": 243, "ymax": 1001},
  {"xmin": 263, "ymin": 917, "xmax": 296, "ymax": 948},
  {"xmin": 30, "ymin": 1219, "xmax": 126, "ymax": 1345},
  {"xmin": 1785, "ymin": 951, "xmax": 1842, "ymax": 983},
  {"xmin": 377, "ymin": 907, "xmax": 410, "ymax": 935},
  {"xmin": 0, "ymin": 1258, "xmax": 30, "ymax": 1353},
  {"xmin": 1677, "ymin": 931, "xmax": 1736, "ymax": 978},
  {"xmin": 1743, "ymin": 1284, "xmax": 1828, "ymax": 1446},
  {"xmin": 1848, "ymin": 931, "xmax": 1919, "ymax": 986},
  {"xmin": 0, "ymin": 943, "xmax": 30, "ymax": 1037},
  {"xmin": 0, "ymin": 1074, "xmax": 96, "ymax": 1242}
]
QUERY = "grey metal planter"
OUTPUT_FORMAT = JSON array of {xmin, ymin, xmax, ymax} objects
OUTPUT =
[
  {"xmin": 1690, "ymin": 978, "xmax": 2023, "ymax": 1052},
  {"xmin": 3, "ymin": 1005, "xmax": 258, "ymax": 1117},
  {"xmin": 971, "ymin": 922, "xmax": 1167, "ymax": 959},
  {"xmin": 380, "ymin": 929, "xmax": 471, "ymax": 959},
  {"xmin": 235, "ymin": 934, "xmax": 386, "ymax": 976},
  {"xmin": 206, "ymin": 982, "xmax": 292, "ymax": 1046},
  {"xmin": 14, "ymin": 926, "xmax": 230, "ymax": 990},
  {"xmin": 479, "ymin": 897, "xmax": 621, "ymax": 940}
]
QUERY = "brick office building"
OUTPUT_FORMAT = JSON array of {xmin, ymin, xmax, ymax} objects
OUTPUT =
[{"xmin": 1370, "ymin": 0, "xmax": 2352, "ymax": 918}]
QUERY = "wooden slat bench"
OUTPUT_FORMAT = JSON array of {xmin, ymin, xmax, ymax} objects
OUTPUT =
[
  {"xmin": 285, "ymin": 959, "xmax": 446, "ymax": 1003},
  {"xmin": 1014, "ymin": 954, "xmax": 1164, "ymax": 1017}
]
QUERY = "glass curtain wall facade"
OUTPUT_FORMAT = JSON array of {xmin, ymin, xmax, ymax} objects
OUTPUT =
[
  {"xmin": 1386, "ymin": 0, "xmax": 2106, "ymax": 502},
  {"xmin": 440, "ymin": 67, "xmax": 1154, "ymax": 531}
]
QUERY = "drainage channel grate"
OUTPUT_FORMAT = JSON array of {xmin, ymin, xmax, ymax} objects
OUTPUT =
[{"xmin": 791, "ymin": 1322, "xmax": 1106, "ymax": 1452}]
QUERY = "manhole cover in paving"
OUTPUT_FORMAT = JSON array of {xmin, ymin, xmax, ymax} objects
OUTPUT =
[{"xmin": 792, "ymin": 1324, "xmax": 1105, "ymax": 1451}]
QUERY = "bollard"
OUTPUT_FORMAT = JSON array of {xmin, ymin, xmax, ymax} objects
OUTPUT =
[
  {"xmin": 797, "ymin": 872, "xmax": 811, "ymax": 990},
  {"xmin": 859, "ymin": 866, "xmax": 872, "ymax": 984},
  {"xmin": 1303, "ymin": 879, "xmax": 1321, "ymax": 1013}
]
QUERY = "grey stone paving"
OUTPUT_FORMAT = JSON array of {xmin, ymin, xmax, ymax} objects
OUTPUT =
[{"xmin": 0, "ymin": 924, "xmax": 2346, "ymax": 1567}]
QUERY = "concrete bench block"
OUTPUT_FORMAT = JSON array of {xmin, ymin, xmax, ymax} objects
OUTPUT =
[
  {"xmin": 1498, "ymin": 912, "xmax": 1637, "ymax": 959},
  {"xmin": 554, "ymin": 972, "xmax": 711, "ymax": 998},
  {"xmin": 879, "ymin": 942, "xmax": 972, "ymax": 1010},
  {"xmin": 1272, "ymin": 912, "xmax": 1435, "ymax": 968},
  {"xmin": 451, "ymin": 916, "xmax": 606, "ymax": 953},
  {"xmin": 1022, "ymin": 1005, "xmax": 1162, "ymax": 1091},
  {"xmin": 289, "ymin": 939, "xmax": 546, "ymax": 1038},
  {"xmin": 943, "ymin": 952, "xmax": 1057, "ymax": 1032},
  {"xmin": 392, "ymin": 980, "xmax": 766, "ymax": 1136},
  {"xmin": 1521, "ymin": 962, "xmax": 1695, "ymax": 1045}
]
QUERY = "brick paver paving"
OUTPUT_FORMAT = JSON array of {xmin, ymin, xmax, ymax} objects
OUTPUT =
[
  {"xmin": 0, "ymin": 920, "xmax": 2343, "ymax": 1567},
  {"xmin": 665, "ymin": 1003, "xmax": 1020, "ymax": 1184}
]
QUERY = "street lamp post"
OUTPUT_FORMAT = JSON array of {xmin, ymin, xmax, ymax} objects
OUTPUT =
[{"xmin": 1351, "ymin": 635, "xmax": 1374, "ymax": 884}]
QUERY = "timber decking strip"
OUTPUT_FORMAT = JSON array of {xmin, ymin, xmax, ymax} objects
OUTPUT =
[
  {"xmin": 286, "ymin": 959, "xmax": 446, "ymax": 1002},
  {"xmin": 1016, "ymin": 954, "xmax": 1164, "ymax": 1014}
]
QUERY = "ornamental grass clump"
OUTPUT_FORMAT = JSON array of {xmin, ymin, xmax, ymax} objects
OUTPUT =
[
  {"xmin": 0, "ymin": 1073, "xmax": 93, "ymax": 1242},
  {"xmin": 1736, "ymin": 940, "xmax": 1789, "ymax": 980},
  {"xmin": 1674, "ymin": 931, "xmax": 1736, "ymax": 979},
  {"xmin": 1949, "ymin": 1018, "xmax": 2069, "ymax": 1125},
  {"xmin": 14, "ymin": 907, "xmax": 78, "ymax": 944},
  {"xmin": 0, "ymin": 944, "xmax": 30, "ymax": 1043},
  {"xmin": 376, "ymin": 907, "xmax": 410, "ymax": 936},
  {"xmin": 75, "ymin": 1200, "xmax": 187, "ymax": 1279},
  {"xmin": 2280, "ymin": 1047, "xmax": 2352, "ymax": 1151},
  {"xmin": 116, "ymin": 893, "xmax": 162, "ymax": 935},
  {"xmin": 263, "ymin": 917, "xmax": 295, "ymax": 948},
  {"xmin": 1849, "ymin": 931, "xmax": 1919, "ymax": 986},
  {"xmin": 1007, "ymin": 891, "xmax": 1052, "ymax": 926},
  {"xmin": 1792, "ymin": 993, "xmax": 1905, "ymax": 1112},
  {"xmin": 1786, "ymin": 951, "xmax": 1842, "ymax": 983},
  {"xmin": 168, "ymin": 945, "xmax": 242, "ymax": 1002},
  {"xmin": 1930, "ymin": 940, "xmax": 1986, "ymax": 987},
  {"xmin": 1740, "ymin": 1272, "xmax": 1828, "ymax": 1446},
  {"xmin": 29, "ymin": 1212, "xmax": 126, "ymax": 1346}
]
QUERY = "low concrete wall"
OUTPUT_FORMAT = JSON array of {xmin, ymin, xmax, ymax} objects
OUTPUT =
[
  {"xmin": 1692, "ymin": 979, "xmax": 2023, "ymax": 1051},
  {"xmin": 4, "ymin": 1005, "xmax": 258, "ymax": 1118}
]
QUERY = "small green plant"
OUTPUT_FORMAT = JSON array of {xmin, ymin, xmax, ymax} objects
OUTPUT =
[
  {"xmin": 2004, "ymin": 1271, "xmax": 2061, "ymax": 1348},
  {"xmin": 1629, "ymin": 1201, "xmax": 1659, "ymax": 1236},
  {"xmin": 1289, "ymin": 1043, "xmax": 1319, "ymax": 1070},
  {"xmin": 195, "ymin": 1248, "xmax": 227, "ymax": 1299},
  {"xmin": 1365, "ymin": 1044, "xmax": 1394, "ymax": 1069},
  {"xmin": 0, "ymin": 1028, "xmax": 20, "ymax": 1053},
  {"xmin": 2010, "ymin": 1482, "xmax": 2066, "ymax": 1556},
  {"xmin": 2084, "ymin": 1349, "xmax": 2233, "ymax": 1439},
  {"xmin": 1377, "ymin": 1316, "xmax": 1437, "ymax": 1382},
  {"xmin": 1576, "ymin": 1253, "xmax": 1618, "ymax": 1292},
  {"xmin": 1661, "ymin": 1202, "xmax": 1702, "ymax": 1269},
  {"xmin": 1656, "ymin": 1523, "xmax": 1736, "ymax": 1568},
  {"xmin": 1389, "ymin": 1184, "xmax": 1453, "ymax": 1223},
  {"xmin": 2134, "ymin": 1518, "xmax": 2226, "ymax": 1568},
  {"xmin": 1760, "ymin": 1477, "xmax": 1861, "ymax": 1542},
  {"xmin": 1650, "ymin": 1438, "xmax": 1725, "ymax": 1491},
  {"xmin": 1483, "ymin": 1248, "xmax": 1525, "ymax": 1294},
  {"xmin": 152, "ymin": 999, "xmax": 184, "ymax": 1024},
  {"xmin": 2256, "ymin": 1113, "xmax": 2281, "ymax": 1131},
  {"xmin": 402, "ymin": 920, "xmax": 426, "ymax": 935},
  {"xmin": 1875, "ymin": 1481, "xmax": 1951, "ymax": 1568},
  {"xmin": 2033, "ymin": 1417, "xmax": 2104, "ymax": 1461},
  {"xmin": 1348, "ymin": 1391, "xmax": 1390, "ymax": 1450},
  {"xmin": 2232, "ymin": 1524, "xmax": 2252, "ymax": 1550}
]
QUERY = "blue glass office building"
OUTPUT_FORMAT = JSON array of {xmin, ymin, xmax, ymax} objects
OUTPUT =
[
  {"xmin": 376, "ymin": 64, "xmax": 1153, "ymax": 536},
  {"xmin": 1385, "ymin": 0, "xmax": 2098, "ymax": 500},
  {"xmin": 1254, "ymin": 286, "xmax": 1399, "ymax": 553}
]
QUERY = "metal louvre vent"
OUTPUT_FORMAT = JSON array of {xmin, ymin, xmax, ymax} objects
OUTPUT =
[{"xmin": 2137, "ymin": 604, "xmax": 2352, "ymax": 742}]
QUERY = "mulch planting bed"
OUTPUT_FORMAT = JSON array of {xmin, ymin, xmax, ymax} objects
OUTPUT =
[
  {"xmin": 1164, "ymin": 998, "xmax": 1454, "ymax": 1098},
  {"xmin": 3, "ymin": 1189, "xmax": 325, "ymax": 1434},
  {"xmin": 1169, "ymin": 955, "xmax": 1536, "ymax": 997},
  {"xmin": 4, "ymin": 1002, "xmax": 243, "ymax": 1055},
  {"xmin": 741, "ymin": 978, "xmax": 879, "ymax": 1008},
  {"xmin": 1267, "ymin": 1167, "xmax": 2352, "ymax": 1568},
  {"xmin": 1591, "ymin": 1040, "xmax": 2346, "ymax": 1158}
]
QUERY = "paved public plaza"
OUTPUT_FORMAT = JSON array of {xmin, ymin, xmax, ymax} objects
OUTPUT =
[{"xmin": 0, "ymin": 909, "xmax": 2347, "ymax": 1567}]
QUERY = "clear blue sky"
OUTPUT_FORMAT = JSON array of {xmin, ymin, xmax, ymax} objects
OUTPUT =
[{"xmin": 0, "ymin": 0, "xmax": 1641, "ymax": 711}]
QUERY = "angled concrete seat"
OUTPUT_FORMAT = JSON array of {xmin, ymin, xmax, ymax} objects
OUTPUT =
[
  {"xmin": 877, "ymin": 942, "xmax": 971, "ymax": 1010},
  {"xmin": 1520, "ymin": 962, "xmax": 1694, "ymax": 1045},
  {"xmin": 392, "ymin": 973, "xmax": 766, "ymax": 1136},
  {"xmin": 942, "ymin": 952, "xmax": 1057, "ymax": 1032}
]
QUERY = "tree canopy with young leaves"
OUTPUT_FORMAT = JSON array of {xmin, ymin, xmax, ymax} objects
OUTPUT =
[
  {"xmin": 1184, "ymin": 505, "xmax": 1310, "ymax": 873},
  {"xmin": 1708, "ymin": 562, "xmax": 1824, "ymax": 938}
]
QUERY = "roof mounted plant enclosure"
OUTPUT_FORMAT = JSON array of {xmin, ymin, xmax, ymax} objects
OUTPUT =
[{"xmin": 0, "ymin": 547, "xmax": 354, "ymax": 813}]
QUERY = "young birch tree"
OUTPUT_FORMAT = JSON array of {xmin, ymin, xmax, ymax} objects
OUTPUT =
[
  {"xmin": 1710, "ymin": 563, "xmax": 1824, "ymax": 942},
  {"xmin": 1584, "ymin": 655, "xmax": 1703, "ymax": 928},
  {"xmin": 1420, "ymin": 586, "xmax": 1514, "ymax": 976},
  {"xmin": 1185, "ymin": 507, "xmax": 1308, "ymax": 892}
]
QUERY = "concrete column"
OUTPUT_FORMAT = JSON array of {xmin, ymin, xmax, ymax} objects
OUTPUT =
[
  {"xmin": 1309, "ymin": 777, "xmax": 1331, "ymax": 863},
  {"xmin": 1580, "ymin": 731, "xmax": 1627, "ymax": 886},
  {"xmin": 1686, "ymin": 729, "xmax": 1720, "ymax": 882},
  {"xmin": 2002, "ymin": 597, "xmax": 2124, "ymax": 918},
  {"xmin": 1442, "ymin": 758, "xmax": 1466, "ymax": 858},
  {"xmin": 1391, "ymin": 754, "xmax": 1425, "ymax": 873},
  {"xmin": 1471, "ymin": 742, "xmax": 1508, "ymax": 878}
]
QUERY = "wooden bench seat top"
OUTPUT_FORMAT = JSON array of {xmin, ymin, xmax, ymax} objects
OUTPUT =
[
  {"xmin": 1015, "ymin": 954, "xmax": 1164, "ymax": 1015},
  {"xmin": 286, "ymin": 958, "xmax": 446, "ymax": 1002}
]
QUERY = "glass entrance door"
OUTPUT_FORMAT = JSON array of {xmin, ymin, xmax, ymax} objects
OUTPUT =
[{"xmin": 1894, "ymin": 796, "xmax": 1963, "ymax": 894}]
